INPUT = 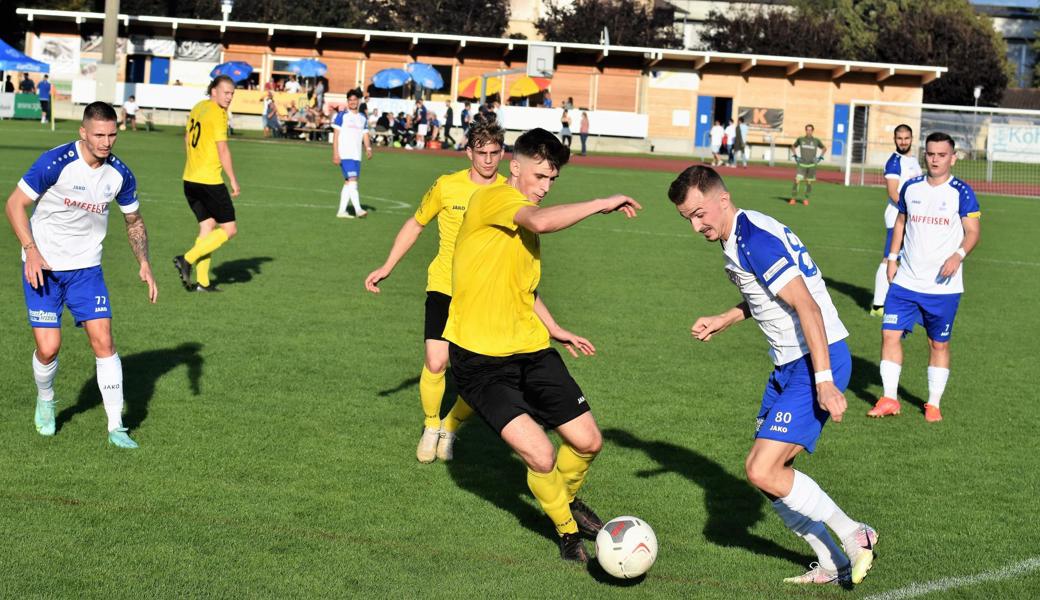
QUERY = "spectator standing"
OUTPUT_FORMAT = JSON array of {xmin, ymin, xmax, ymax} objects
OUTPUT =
[
  {"xmin": 414, "ymin": 99, "xmax": 429, "ymax": 148},
  {"xmin": 19, "ymin": 73, "xmax": 35, "ymax": 94},
  {"xmin": 122, "ymin": 96, "xmax": 139, "ymax": 131},
  {"xmin": 315, "ymin": 78, "xmax": 325, "ymax": 111},
  {"xmin": 460, "ymin": 101, "xmax": 472, "ymax": 149},
  {"xmin": 38, "ymin": 74, "xmax": 52, "ymax": 124},
  {"xmin": 579, "ymin": 111, "xmax": 590, "ymax": 156},
  {"xmin": 285, "ymin": 75, "xmax": 301, "ymax": 94},
  {"xmin": 560, "ymin": 109, "xmax": 572, "ymax": 148},
  {"xmin": 725, "ymin": 120, "xmax": 737, "ymax": 167},
  {"xmin": 543, "ymin": 90, "xmax": 552, "ymax": 108},
  {"xmin": 709, "ymin": 120, "xmax": 724, "ymax": 166},
  {"xmin": 5, "ymin": 75, "xmax": 15, "ymax": 93},
  {"xmin": 563, "ymin": 96, "xmax": 574, "ymax": 110},
  {"xmin": 735, "ymin": 117, "xmax": 750, "ymax": 168},
  {"xmin": 443, "ymin": 100, "xmax": 456, "ymax": 147}
]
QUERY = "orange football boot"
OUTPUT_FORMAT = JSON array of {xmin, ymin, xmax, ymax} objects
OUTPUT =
[
  {"xmin": 867, "ymin": 396, "xmax": 900, "ymax": 417},
  {"xmin": 924, "ymin": 404, "xmax": 943, "ymax": 422}
]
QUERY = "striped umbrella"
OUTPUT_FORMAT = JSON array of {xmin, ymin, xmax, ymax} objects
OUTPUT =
[
  {"xmin": 508, "ymin": 76, "xmax": 551, "ymax": 97},
  {"xmin": 457, "ymin": 75, "xmax": 501, "ymax": 98}
]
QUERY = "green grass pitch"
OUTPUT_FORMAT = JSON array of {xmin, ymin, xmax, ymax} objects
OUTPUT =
[{"xmin": 0, "ymin": 120, "xmax": 1038, "ymax": 598}]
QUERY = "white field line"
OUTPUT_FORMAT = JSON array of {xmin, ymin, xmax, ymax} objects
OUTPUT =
[{"xmin": 863, "ymin": 556, "xmax": 1040, "ymax": 600}]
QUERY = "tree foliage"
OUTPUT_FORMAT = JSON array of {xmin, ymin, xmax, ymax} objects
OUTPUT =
[
  {"xmin": 535, "ymin": 0, "xmax": 682, "ymax": 48},
  {"xmin": 701, "ymin": 0, "xmax": 1011, "ymax": 106}
]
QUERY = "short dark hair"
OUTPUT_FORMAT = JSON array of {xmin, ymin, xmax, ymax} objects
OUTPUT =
[
  {"xmin": 805, "ymin": 124, "xmax": 815, "ymax": 130},
  {"xmin": 347, "ymin": 88, "xmax": 361, "ymax": 99},
  {"xmin": 667, "ymin": 166, "xmax": 727, "ymax": 205},
  {"xmin": 926, "ymin": 131, "xmax": 955, "ymax": 149},
  {"xmin": 894, "ymin": 123, "xmax": 913, "ymax": 135},
  {"xmin": 513, "ymin": 128, "xmax": 569, "ymax": 171},
  {"xmin": 207, "ymin": 75, "xmax": 234, "ymax": 95},
  {"xmin": 466, "ymin": 119, "xmax": 505, "ymax": 150},
  {"xmin": 82, "ymin": 101, "xmax": 118, "ymax": 123}
]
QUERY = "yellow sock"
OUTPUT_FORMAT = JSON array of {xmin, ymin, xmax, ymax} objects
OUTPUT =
[
  {"xmin": 556, "ymin": 444, "xmax": 597, "ymax": 503},
  {"xmin": 196, "ymin": 255, "xmax": 212, "ymax": 286},
  {"xmin": 527, "ymin": 467, "xmax": 577, "ymax": 535},
  {"xmin": 185, "ymin": 229, "xmax": 229, "ymax": 264},
  {"xmin": 419, "ymin": 366, "xmax": 445, "ymax": 429},
  {"xmin": 441, "ymin": 396, "xmax": 473, "ymax": 433}
]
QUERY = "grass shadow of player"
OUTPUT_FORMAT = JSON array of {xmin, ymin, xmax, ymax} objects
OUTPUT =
[
  {"xmin": 56, "ymin": 342, "xmax": 205, "ymax": 432},
  {"xmin": 212, "ymin": 256, "xmax": 273, "ymax": 287},
  {"xmin": 377, "ymin": 376, "xmax": 418, "ymax": 397},
  {"xmin": 823, "ymin": 277, "xmax": 874, "ymax": 312},
  {"xmin": 602, "ymin": 428, "xmax": 811, "ymax": 567},
  {"xmin": 848, "ymin": 354, "xmax": 927, "ymax": 414},
  {"xmin": 446, "ymin": 420, "xmax": 558, "ymax": 544}
]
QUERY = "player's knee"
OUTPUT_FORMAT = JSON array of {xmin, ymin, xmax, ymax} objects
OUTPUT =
[
  {"xmin": 744, "ymin": 459, "xmax": 774, "ymax": 491},
  {"xmin": 424, "ymin": 356, "xmax": 447, "ymax": 374},
  {"xmin": 571, "ymin": 429, "xmax": 602, "ymax": 455},
  {"xmin": 35, "ymin": 347, "xmax": 59, "ymax": 364},
  {"xmin": 526, "ymin": 453, "xmax": 556, "ymax": 474},
  {"xmin": 221, "ymin": 222, "xmax": 237, "ymax": 239}
]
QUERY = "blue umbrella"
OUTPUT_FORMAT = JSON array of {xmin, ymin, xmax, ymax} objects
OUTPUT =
[
  {"xmin": 405, "ymin": 62, "xmax": 444, "ymax": 90},
  {"xmin": 289, "ymin": 58, "xmax": 328, "ymax": 78},
  {"xmin": 371, "ymin": 68, "xmax": 411, "ymax": 89},
  {"xmin": 210, "ymin": 61, "xmax": 253, "ymax": 83}
]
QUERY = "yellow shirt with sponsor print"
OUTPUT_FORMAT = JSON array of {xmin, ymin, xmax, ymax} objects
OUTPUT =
[
  {"xmin": 183, "ymin": 100, "xmax": 228, "ymax": 185},
  {"xmin": 413, "ymin": 168, "xmax": 506, "ymax": 295},
  {"xmin": 442, "ymin": 182, "xmax": 550, "ymax": 357}
]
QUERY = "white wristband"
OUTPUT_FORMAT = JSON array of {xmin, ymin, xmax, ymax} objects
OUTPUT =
[
  {"xmin": 955, "ymin": 247, "xmax": 966, "ymax": 259},
  {"xmin": 815, "ymin": 370, "xmax": 833, "ymax": 385},
  {"xmin": 887, "ymin": 253, "xmax": 898, "ymax": 261}
]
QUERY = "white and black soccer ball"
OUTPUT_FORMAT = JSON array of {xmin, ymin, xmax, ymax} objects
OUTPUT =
[{"xmin": 595, "ymin": 516, "xmax": 658, "ymax": 579}]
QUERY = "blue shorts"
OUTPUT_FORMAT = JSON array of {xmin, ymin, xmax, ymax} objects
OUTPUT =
[
  {"xmin": 755, "ymin": 340, "xmax": 851, "ymax": 453},
  {"xmin": 23, "ymin": 265, "xmax": 111, "ymax": 328},
  {"xmin": 883, "ymin": 228, "xmax": 894, "ymax": 258},
  {"xmin": 340, "ymin": 159, "xmax": 361, "ymax": 180},
  {"xmin": 882, "ymin": 283, "xmax": 960, "ymax": 341}
]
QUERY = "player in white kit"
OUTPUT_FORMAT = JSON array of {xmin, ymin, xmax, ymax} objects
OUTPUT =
[
  {"xmin": 869, "ymin": 132, "xmax": 980, "ymax": 422},
  {"xmin": 870, "ymin": 124, "xmax": 922, "ymax": 316},
  {"xmin": 669, "ymin": 166, "xmax": 877, "ymax": 586},
  {"xmin": 4, "ymin": 102, "xmax": 158, "ymax": 448},
  {"xmin": 332, "ymin": 89, "xmax": 373, "ymax": 219}
]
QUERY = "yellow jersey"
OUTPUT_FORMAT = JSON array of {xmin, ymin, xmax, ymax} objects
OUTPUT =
[
  {"xmin": 183, "ymin": 100, "xmax": 228, "ymax": 185},
  {"xmin": 414, "ymin": 169, "xmax": 507, "ymax": 295},
  {"xmin": 442, "ymin": 182, "xmax": 549, "ymax": 357}
]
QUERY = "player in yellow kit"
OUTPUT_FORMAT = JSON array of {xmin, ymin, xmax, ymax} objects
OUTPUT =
[
  {"xmin": 444, "ymin": 128, "xmax": 640, "ymax": 562},
  {"xmin": 173, "ymin": 75, "xmax": 241, "ymax": 292},
  {"xmin": 364, "ymin": 120, "xmax": 506, "ymax": 463}
]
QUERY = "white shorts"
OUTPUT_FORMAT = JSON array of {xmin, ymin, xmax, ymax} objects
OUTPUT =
[
  {"xmin": 710, "ymin": 144, "xmax": 722, "ymax": 153},
  {"xmin": 884, "ymin": 202, "xmax": 899, "ymax": 229},
  {"xmin": 417, "ymin": 124, "xmax": 429, "ymax": 136}
]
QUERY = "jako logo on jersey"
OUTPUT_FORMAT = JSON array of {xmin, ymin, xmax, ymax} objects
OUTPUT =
[
  {"xmin": 577, "ymin": 396, "xmax": 586, "ymax": 405},
  {"xmin": 103, "ymin": 384, "xmax": 120, "ymax": 390},
  {"xmin": 452, "ymin": 205, "xmax": 465, "ymax": 211},
  {"xmin": 94, "ymin": 306, "xmax": 109, "ymax": 313},
  {"xmin": 883, "ymin": 314, "xmax": 899, "ymax": 324},
  {"xmin": 29, "ymin": 309, "xmax": 58, "ymax": 323},
  {"xmin": 73, "ymin": 185, "xmax": 87, "ymax": 191}
]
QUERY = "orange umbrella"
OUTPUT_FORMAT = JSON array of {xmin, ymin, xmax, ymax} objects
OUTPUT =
[
  {"xmin": 457, "ymin": 75, "xmax": 502, "ymax": 98},
  {"xmin": 509, "ymin": 76, "xmax": 551, "ymax": 97}
]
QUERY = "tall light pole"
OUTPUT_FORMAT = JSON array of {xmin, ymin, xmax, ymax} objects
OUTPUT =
[
  {"xmin": 95, "ymin": 0, "xmax": 120, "ymax": 103},
  {"xmin": 221, "ymin": 0, "xmax": 234, "ymax": 21}
]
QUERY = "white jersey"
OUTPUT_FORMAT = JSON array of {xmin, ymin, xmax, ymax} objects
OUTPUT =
[
  {"xmin": 722, "ymin": 209, "xmax": 849, "ymax": 366},
  {"xmin": 709, "ymin": 125, "xmax": 724, "ymax": 147},
  {"xmin": 332, "ymin": 110, "xmax": 367, "ymax": 161},
  {"xmin": 883, "ymin": 151, "xmax": 922, "ymax": 228},
  {"xmin": 894, "ymin": 175, "xmax": 980, "ymax": 295},
  {"xmin": 17, "ymin": 141, "xmax": 139, "ymax": 271}
]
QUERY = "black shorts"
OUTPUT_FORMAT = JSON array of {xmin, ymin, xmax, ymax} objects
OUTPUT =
[
  {"xmin": 449, "ymin": 344, "xmax": 590, "ymax": 434},
  {"xmin": 184, "ymin": 181, "xmax": 236, "ymax": 224},
  {"xmin": 424, "ymin": 291, "xmax": 451, "ymax": 341}
]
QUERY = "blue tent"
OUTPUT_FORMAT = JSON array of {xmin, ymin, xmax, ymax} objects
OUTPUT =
[{"xmin": 0, "ymin": 38, "xmax": 50, "ymax": 73}]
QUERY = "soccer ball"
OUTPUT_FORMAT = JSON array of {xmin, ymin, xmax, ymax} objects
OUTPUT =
[{"xmin": 595, "ymin": 516, "xmax": 658, "ymax": 579}]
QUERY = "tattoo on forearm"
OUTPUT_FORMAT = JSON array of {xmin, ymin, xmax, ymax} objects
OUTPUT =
[{"xmin": 125, "ymin": 212, "xmax": 150, "ymax": 263}]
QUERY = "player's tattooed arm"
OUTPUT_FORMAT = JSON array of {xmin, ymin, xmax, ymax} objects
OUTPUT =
[
  {"xmin": 124, "ymin": 211, "xmax": 150, "ymax": 263},
  {"xmin": 124, "ymin": 210, "xmax": 158, "ymax": 303}
]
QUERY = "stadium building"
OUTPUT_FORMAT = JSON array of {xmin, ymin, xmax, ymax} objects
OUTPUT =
[{"xmin": 17, "ymin": 7, "xmax": 945, "ymax": 157}]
